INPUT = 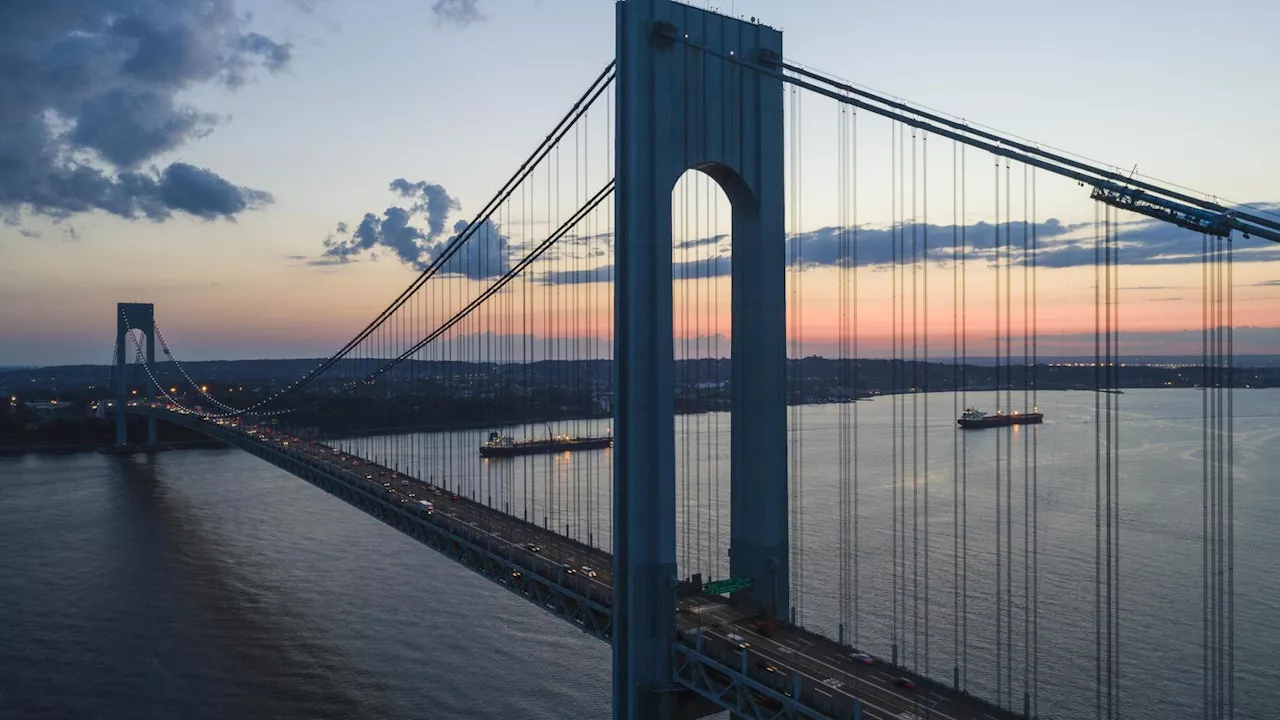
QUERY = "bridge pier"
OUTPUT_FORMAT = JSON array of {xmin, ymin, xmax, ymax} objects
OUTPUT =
[{"xmin": 615, "ymin": 1, "xmax": 786, "ymax": 718}]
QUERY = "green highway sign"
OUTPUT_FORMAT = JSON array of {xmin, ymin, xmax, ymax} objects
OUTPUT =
[{"xmin": 703, "ymin": 577, "xmax": 752, "ymax": 595}]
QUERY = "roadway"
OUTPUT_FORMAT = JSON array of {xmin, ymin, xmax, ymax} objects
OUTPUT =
[{"xmin": 188, "ymin": 413, "xmax": 1019, "ymax": 720}]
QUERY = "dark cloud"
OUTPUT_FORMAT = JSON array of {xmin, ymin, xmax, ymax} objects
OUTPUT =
[
  {"xmin": 783, "ymin": 214, "xmax": 1280, "ymax": 271},
  {"xmin": 322, "ymin": 181, "xmax": 511, "ymax": 279},
  {"xmin": 544, "ymin": 212, "xmax": 1280, "ymax": 285},
  {"xmin": 675, "ymin": 234, "xmax": 727, "ymax": 251},
  {"xmin": 0, "ymin": 0, "xmax": 289, "ymax": 225},
  {"xmin": 432, "ymin": 0, "xmax": 485, "ymax": 27},
  {"xmin": 1253, "ymin": 279, "xmax": 1280, "ymax": 287},
  {"xmin": 541, "ymin": 257, "xmax": 727, "ymax": 285},
  {"xmin": 542, "ymin": 266, "xmax": 613, "ymax": 285},
  {"xmin": 158, "ymin": 162, "xmax": 273, "ymax": 219},
  {"xmin": 19, "ymin": 229, "xmax": 41, "ymax": 239}
]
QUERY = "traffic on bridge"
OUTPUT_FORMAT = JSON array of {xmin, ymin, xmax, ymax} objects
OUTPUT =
[{"xmin": 148, "ymin": 404, "xmax": 1019, "ymax": 720}]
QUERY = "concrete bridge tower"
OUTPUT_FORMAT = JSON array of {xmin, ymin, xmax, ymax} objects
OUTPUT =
[{"xmin": 115, "ymin": 302, "xmax": 158, "ymax": 446}]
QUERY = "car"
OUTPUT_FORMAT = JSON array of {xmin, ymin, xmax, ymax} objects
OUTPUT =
[
  {"xmin": 755, "ymin": 660, "xmax": 778, "ymax": 674},
  {"xmin": 893, "ymin": 677, "xmax": 916, "ymax": 691},
  {"xmin": 850, "ymin": 652, "xmax": 873, "ymax": 665},
  {"xmin": 382, "ymin": 481, "xmax": 391, "ymax": 488},
  {"xmin": 525, "ymin": 543, "xmax": 542, "ymax": 553},
  {"xmin": 408, "ymin": 493, "xmax": 416, "ymax": 498},
  {"xmin": 562, "ymin": 564, "xmax": 577, "ymax": 575},
  {"xmin": 725, "ymin": 633, "xmax": 750, "ymax": 650},
  {"xmin": 581, "ymin": 566, "xmax": 598, "ymax": 578},
  {"xmin": 451, "ymin": 494, "xmax": 461, "ymax": 501}
]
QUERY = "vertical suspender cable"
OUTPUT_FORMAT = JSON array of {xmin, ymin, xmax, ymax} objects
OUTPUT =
[
  {"xmin": 912, "ymin": 127, "xmax": 920, "ymax": 672},
  {"xmin": 994, "ymin": 153, "xmax": 1003, "ymax": 706},
  {"xmin": 951, "ymin": 137, "xmax": 960, "ymax": 691},
  {"xmin": 1094, "ymin": 200, "xmax": 1103, "ymax": 720},
  {"xmin": 960, "ymin": 143, "xmax": 969, "ymax": 692},
  {"xmin": 1031, "ymin": 166, "xmax": 1040, "ymax": 718},
  {"xmin": 891, "ymin": 119, "xmax": 900, "ymax": 665},
  {"xmin": 852, "ymin": 105, "xmax": 860, "ymax": 651},
  {"xmin": 838, "ymin": 102, "xmax": 850, "ymax": 647},
  {"xmin": 1004, "ymin": 159, "xmax": 1014, "ymax": 709},
  {"xmin": 923, "ymin": 129, "xmax": 930, "ymax": 675},
  {"xmin": 1227, "ymin": 229, "xmax": 1235, "ymax": 720}
]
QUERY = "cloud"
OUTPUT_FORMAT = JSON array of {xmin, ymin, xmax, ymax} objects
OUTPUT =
[
  {"xmin": 389, "ymin": 178, "xmax": 460, "ymax": 240},
  {"xmin": 321, "ymin": 181, "xmax": 511, "ymax": 279},
  {"xmin": 19, "ymin": 229, "xmax": 41, "ymax": 239},
  {"xmin": 1253, "ymin": 279, "xmax": 1280, "ymax": 287},
  {"xmin": 782, "ymin": 213, "xmax": 1280, "ymax": 270},
  {"xmin": 432, "ymin": 0, "xmax": 485, "ymax": 27},
  {"xmin": 432, "ymin": 219, "xmax": 511, "ymax": 279},
  {"xmin": 542, "ymin": 210, "xmax": 1280, "ymax": 285},
  {"xmin": 0, "ymin": 0, "xmax": 288, "ymax": 225},
  {"xmin": 541, "ymin": 257, "xmax": 728, "ymax": 285},
  {"xmin": 675, "ymin": 233, "xmax": 728, "ymax": 251}
]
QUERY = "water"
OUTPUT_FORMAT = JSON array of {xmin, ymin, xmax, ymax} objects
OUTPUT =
[{"xmin": 2, "ymin": 389, "xmax": 1277, "ymax": 719}]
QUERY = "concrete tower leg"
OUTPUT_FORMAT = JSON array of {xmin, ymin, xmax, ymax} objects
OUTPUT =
[
  {"xmin": 115, "ymin": 313, "xmax": 129, "ymax": 446},
  {"xmin": 614, "ymin": 2, "xmax": 785, "ymax": 718},
  {"xmin": 145, "ymin": 327, "xmax": 157, "ymax": 444}
]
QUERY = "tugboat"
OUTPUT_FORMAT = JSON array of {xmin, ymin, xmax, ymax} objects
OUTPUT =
[
  {"xmin": 479, "ymin": 430, "xmax": 613, "ymax": 458},
  {"xmin": 957, "ymin": 407, "xmax": 1044, "ymax": 429}
]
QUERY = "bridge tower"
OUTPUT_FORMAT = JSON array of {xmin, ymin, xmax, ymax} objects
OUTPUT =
[
  {"xmin": 115, "ymin": 302, "xmax": 158, "ymax": 446},
  {"xmin": 613, "ymin": 1, "xmax": 787, "ymax": 717}
]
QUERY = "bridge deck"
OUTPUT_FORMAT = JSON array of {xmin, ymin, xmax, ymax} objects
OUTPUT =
[{"xmin": 144, "ymin": 410, "xmax": 1021, "ymax": 720}]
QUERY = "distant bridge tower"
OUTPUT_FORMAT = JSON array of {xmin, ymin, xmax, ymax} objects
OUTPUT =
[
  {"xmin": 613, "ymin": 1, "xmax": 787, "ymax": 717},
  {"xmin": 115, "ymin": 302, "xmax": 157, "ymax": 446}
]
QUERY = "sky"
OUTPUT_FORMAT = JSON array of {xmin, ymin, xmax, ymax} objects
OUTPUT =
[{"xmin": 1, "ymin": 0, "xmax": 1277, "ymax": 366}]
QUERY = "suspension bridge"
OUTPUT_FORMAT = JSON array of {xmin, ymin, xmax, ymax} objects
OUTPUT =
[{"xmin": 103, "ymin": 1, "xmax": 1276, "ymax": 718}]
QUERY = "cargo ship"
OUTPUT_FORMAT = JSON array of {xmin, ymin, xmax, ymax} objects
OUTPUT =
[
  {"xmin": 957, "ymin": 407, "xmax": 1044, "ymax": 429},
  {"xmin": 479, "ymin": 430, "xmax": 613, "ymax": 458}
]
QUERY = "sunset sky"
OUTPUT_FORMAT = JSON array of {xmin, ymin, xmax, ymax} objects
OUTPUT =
[{"xmin": 1, "ymin": 0, "xmax": 1277, "ymax": 366}]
